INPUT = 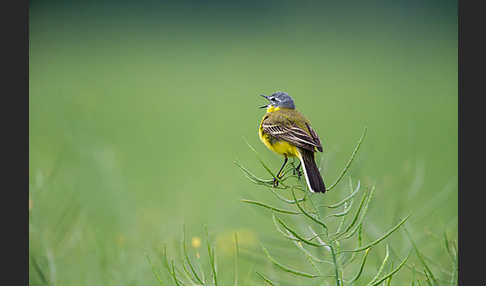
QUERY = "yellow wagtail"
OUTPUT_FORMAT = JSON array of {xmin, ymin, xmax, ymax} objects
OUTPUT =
[{"xmin": 258, "ymin": 91, "xmax": 326, "ymax": 193}]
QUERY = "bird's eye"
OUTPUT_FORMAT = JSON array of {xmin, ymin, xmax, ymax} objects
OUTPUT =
[{"xmin": 270, "ymin": 97, "xmax": 277, "ymax": 101}]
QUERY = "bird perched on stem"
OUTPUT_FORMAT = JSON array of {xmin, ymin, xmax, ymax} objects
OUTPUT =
[{"xmin": 258, "ymin": 91, "xmax": 326, "ymax": 193}]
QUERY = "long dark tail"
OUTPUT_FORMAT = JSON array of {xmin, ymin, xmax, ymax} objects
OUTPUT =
[{"xmin": 298, "ymin": 148, "xmax": 326, "ymax": 193}]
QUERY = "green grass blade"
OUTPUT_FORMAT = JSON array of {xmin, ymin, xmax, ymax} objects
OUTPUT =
[
  {"xmin": 182, "ymin": 227, "xmax": 205, "ymax": 285},
  {"xmin": 205, "ymin": 226, "xmax": 218, "ymax": 286},
  {"xmin": 339, "ymin": 215, "xmax": 410, "ymax": 253},
  {"xmin": 386, "ymin": 261, "xmax": 394, "ymax": 286},
  {"xmin": 261, "ymin": 244, "xmax": 320, "ymax": 278},
  {"xmin": 327, "ymin": 127, "xmax": 367, "ymax": 191},
  {"xmin": 255, "ymin": 272, "xmax": 278, "ymax": 286},
  {"xmin": 423, "ymin": 269, "xmax": 434, "ymax": 286},
  {"xmin": 170, "ymin": 260, "xmax": 184, "ymax": 286},
  {"xmin": 367, "ymin": 250, "xmax": 411, "ymax": 286},
  {"xmin": 160, "ymin": 245, "xmax": 171, "ymax": 272},
  {"xmin": 30, "ymin": 254, "xmax": 49, "ymax": 285},
  {"xmin": 241, "ymin": 199, "xmax": 302, "ymax": 215},
  {"xmin": 145, "ymin": 253, "xmax": 165, "ymax": 286},
  {"xmin": 443, "ymin": 232, "xmax": 458, "ymax": 286},
  {"xmin": 443, "ymin": 231, "xmax": 453, "ymax": 261},
  {"xmin": 405, "ymin": 229, "xmax": 439, "ymax": 286},
  {"xmin": 367, "ymin": 244, "xmax": 390, "ymax": 285},
  {"xmin": 344, "ymin": 248, "xmax": 370, "ymax": 284},
  {"xmin": 449, "ymin": 245, "xmax": 458, "ymax": 286}
]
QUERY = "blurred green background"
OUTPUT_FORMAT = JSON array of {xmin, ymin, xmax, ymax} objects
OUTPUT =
[{"xmin": 29, "ymin": 0, "xmax": 457, "ymax": 285}]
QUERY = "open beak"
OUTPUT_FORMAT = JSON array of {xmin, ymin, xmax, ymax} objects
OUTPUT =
[{"xmin": 259, "ymin": 94, "xmax": 269, "ymax": 108}]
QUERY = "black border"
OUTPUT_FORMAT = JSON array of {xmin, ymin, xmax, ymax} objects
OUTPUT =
[{"xmin": 3, "ymin": 0, "xmax": 29, "ymax": 284}]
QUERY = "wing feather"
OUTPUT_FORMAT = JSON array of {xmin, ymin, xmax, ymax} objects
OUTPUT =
[{"xmin": 262, "ymin": 119, "xmax": 322, "ymax": 152}]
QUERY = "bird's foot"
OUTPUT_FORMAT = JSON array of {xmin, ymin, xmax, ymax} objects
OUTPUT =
[
  {"xmin": 293, "ymin": 164, "xmax": 302, "ymax": 179},
  {"xmin": 293, "ymin": 169, "xmax": 303, "ymax": 179}
]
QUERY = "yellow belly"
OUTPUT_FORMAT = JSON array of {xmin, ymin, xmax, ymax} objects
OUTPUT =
[{"xmin": 259, "ymin": 124, "xmax": 299, "ymax": 157}]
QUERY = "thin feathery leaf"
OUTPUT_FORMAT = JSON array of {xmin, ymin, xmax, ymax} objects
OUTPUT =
[
  {"xmin": 276, "ymin": 216, "xmax": 323, "ymax": 247},
  {"xmin": 327, "ymin": 127, "xmax": 367, "ymax": 191},
  {"xmin": 291, "ymin": 189, "xmax": 328, "ymax": 230},
  {"xmin": 255, "ymin": 272, "xmax": 278, "ymax": 286},
  {"xmin": 340, "ymin": 222, "xmax": 365, "ymax": 269},
  {"xmin": 307, "ymin": 226, "xmax": 331, "ymax": 251},
  {"xmin": 271, "ymin": 212, "xmax": 301, "ymax": 241},
  {"xmin": 234, "ymin": 161, "xmax": 273, "ymax": 185},
  {"xmin": 241, "ymin": 199, "xmax": 302, "ymax": 215},
  {"xmin": 344, "ymin": 248, "xmax": 370, "ymax": 284},
  {"xmin": 292, "ymin": 239, "xmax": 333, "ymax": 264},
  {"xmin": 332, "ymin": 187, "xmax": 370, "ymax": 239},
  {"xmin": 261, "ymin": 244, "xmax": 320, "ymax": 278},
  {"xmin": 367, "ymin": 244, "xmax": 390, "ymax": 285},
  {"xmin": 321, "ymin": 179, "xmax": 361, "ymax": 209},
  {"xmin": 339, "ymin": 215, "xmax": 410, "ymax": 253},
  {"xmin": 405, "ymin": 229, "xmax": 439, "ymax": 286},
  {"xmin": 324, "ymin": 199, "xmax": 354, "ymax": 218},
  {"xmin": 243, "ymin": 139, "xmax": 287, "ymax": 187},
  {"xmin": 366, "ymin": 250, "xmax": 411, "ymax": 286},
  {"xmin": 340, "ymin": 185, "xmax": 375, "ymax": 240},
  {"xmin": 269, "ymin": 187, "xmax": 306, "ymax": 204}
]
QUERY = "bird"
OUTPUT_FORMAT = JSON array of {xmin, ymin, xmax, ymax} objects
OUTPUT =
[{"xmin": 258, "ymin": 91, "xmax": 326, "ymax": 193}]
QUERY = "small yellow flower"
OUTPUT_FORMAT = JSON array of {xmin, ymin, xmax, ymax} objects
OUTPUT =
[{"xmin": 191, "ymin": 236, "xmax": 202, "ymax": 248}]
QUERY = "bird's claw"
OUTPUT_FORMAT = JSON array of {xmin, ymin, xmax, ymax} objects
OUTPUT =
[
  {"xmin": 293, "ymin": 169, "xmax": 303, "ymax": 179},
  {"xmin": 293, "ymin": 165, "xmax": 302, "ymax": 179}
]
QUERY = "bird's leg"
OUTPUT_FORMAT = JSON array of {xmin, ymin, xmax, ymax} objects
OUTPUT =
[
  {"xmin": 273, "ymin": 156, "xmax": 288, "ymax": 187},
  {"xmin": 293, "ymin": 161, "xmax": 302, "ymax": 179}
]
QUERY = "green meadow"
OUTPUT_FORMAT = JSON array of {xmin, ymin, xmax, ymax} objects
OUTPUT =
[{"xmin": 29, "ymin": 2, "xmax": 457, "ymax": 285}]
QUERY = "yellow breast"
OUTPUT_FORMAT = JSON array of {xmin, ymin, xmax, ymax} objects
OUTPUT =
[{"xmin": 259, "ymin": 117, "xmax": 299, "ymax": 158}]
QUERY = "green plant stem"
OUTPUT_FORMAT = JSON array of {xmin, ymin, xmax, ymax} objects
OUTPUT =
[{"xmin": 329, "ymin": 243, "xmax": 341, "ymax": 286}]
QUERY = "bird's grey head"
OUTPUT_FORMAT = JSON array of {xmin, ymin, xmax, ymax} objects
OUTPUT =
[{"xmin": 260, "ymin": 91, "xmax": 295, "ymax": 109}]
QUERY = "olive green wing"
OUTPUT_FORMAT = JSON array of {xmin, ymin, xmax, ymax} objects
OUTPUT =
[{"xmin": 261, "ymin": 115, "xmax": 321, "ymax": 152}]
